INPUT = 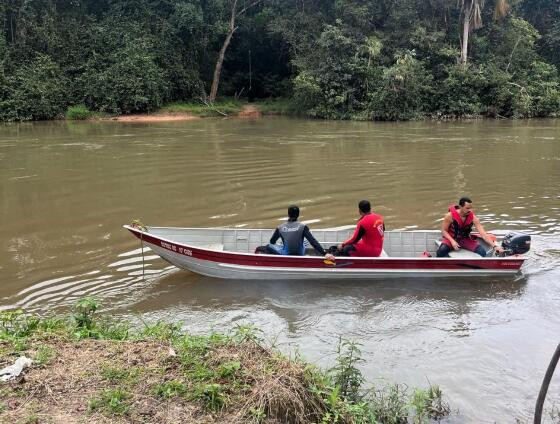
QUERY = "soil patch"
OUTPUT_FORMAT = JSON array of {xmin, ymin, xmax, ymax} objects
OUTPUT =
[
  {"xmin": 110, "ymin": 113, "xmax": 199, "ymax": 122},
  {"xmin": 237, "ymin": 105, "xmax": 262, "ymax": 119}
]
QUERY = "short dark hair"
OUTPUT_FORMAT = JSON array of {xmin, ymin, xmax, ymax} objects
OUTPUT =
[
  {"xmin": 288, "ymin": 205, "xmax": 299, "ymax": 220},
  {"xmin": 459, "ymin": 197, "xmax": 472, "ymax": 206},
  {"xmin": 358, "ymin": 200, "xmax": 371, "ymax": 213}
]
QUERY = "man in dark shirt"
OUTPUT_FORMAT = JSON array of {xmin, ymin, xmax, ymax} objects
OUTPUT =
[{"xmin": 266, "ymin": 205, "xmax": 326, "ymax": 256}]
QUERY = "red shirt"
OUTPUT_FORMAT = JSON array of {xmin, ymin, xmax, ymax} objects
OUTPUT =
[{"xmin": 342, "ymin": 213, "xmax": 385, "ymax": 257}]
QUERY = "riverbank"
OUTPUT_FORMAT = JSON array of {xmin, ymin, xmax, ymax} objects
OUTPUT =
[
  {"xmin": 109, "ymin": 104, "xmax": 264, "ymax": 122},
  {"xmin": 0, "ymin": 300, "xmax": 450, "ymax": 423},
  {"xmin": 60, "ymin": 99, "xmax": 294, "ymax": 123}
]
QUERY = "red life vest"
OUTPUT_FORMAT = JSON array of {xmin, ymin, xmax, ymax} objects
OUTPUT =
[
  {"xmin": 344, "ymin": 212, "xmax": 385, "ymax": 257},
  {"xmin": 448, "ymin": 204, "xmax": 474, "ymax": 241}
]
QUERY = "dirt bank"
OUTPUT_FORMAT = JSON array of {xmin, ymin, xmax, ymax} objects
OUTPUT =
[
  {"xmin": 106, "ymin": 105, "xmax": 261, "ymax": 123},
  {"xmin": 110, "ymin": 113, "xmax": 200, "ymax": 122},
  {"xmin": 236, "ymin": 105, "xmax": 262, "ymax": 119}
]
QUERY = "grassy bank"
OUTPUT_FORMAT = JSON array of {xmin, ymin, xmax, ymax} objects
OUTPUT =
[
  {"xmin": 158, "ymin": 99, "xmax": 246, "ymax": 117},
  {"xmin": 158, "ymin": 98, "xmax": 296, "ymax": 118},
  {"xmin": 0, "ymin": 299, "xmax": 451, "ymax": 423},
  {"xmin": 63, "ymin": 98, "xmax": 297, "ymax": 121}
]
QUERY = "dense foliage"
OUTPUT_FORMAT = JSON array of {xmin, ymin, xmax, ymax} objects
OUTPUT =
[{"xmin": 0, "ymin": 0, "xmax": 558, "ymax": 121}]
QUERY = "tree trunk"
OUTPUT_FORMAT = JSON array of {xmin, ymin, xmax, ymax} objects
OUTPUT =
[
  {"xmin": 460, "ymin": 1, "xmax": 472, "ymax": 65},
  {"xmin": 209, "ymin": 0, "xmax": 237, "ymax": 104}
]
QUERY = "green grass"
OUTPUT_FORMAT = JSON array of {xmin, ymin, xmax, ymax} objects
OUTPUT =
[
  {"xmin": 34, "ymin": 345, "xmax": 56, "ymax": 367},
  {"xmin": 159, "ymin": 98, "xmax": 245, "ymax": 117},
  {"xmin": 139, "ymin": 320, "xmax": 182, "ymax": 341},
  {"xmin": 253, "ymin": 97, "xmax": 297, "ymax": 115},
  {"xmin": 193, "ymin": 383, "xmax": 225, "ymax": 411},
  {"xmin": 17, "ymin": 413, "xmax": 40, "ymax": 424},
  {"xmin": 154, "ymin": 380, "xmax": 188, "ymax": 398},
  {"xmin": 410, "ymin": 384, "xmax": 450, "ymax": 422},
  {"xmin": 65, "ymin": 105, "xmax": 93, "ymax": 120},
  {"xmin": 88, "ymin": 388, "xmax": 130, "ymax": 416},
  {"xmin": 100, "ymin": 364, "xmax": 141, "ymax": 384},
  {"xmin": 217, "ymin": 361, "xmax": 241, "ymax": 379}
]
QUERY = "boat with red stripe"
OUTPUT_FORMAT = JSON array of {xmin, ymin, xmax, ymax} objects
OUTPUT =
[{"xmin": 123, "ymin": 223, "xmax": 529, "ymax": 279}]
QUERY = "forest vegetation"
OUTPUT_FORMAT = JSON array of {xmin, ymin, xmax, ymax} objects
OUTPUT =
[{"xmin": 0, "ymin": 0, "xmax": 559, "ymax": 121}]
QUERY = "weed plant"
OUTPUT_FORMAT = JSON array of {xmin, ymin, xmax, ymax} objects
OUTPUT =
[
  {"xmin": 330, "ymin": 338, "xmax": 365, "ymax": 403},
  {"xmin": 154, "ymin": 380, "xmax": 188, "ymax": 398},
  {"xmin": 34, "ymin": 345, "xmax": 56, "ymax": 367},
  {"xmin": 88, "ymin": 388, "xmax": 129, "ymax": 416}
]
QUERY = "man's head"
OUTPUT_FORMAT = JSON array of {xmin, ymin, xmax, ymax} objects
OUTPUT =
[
  {"xmin": 458, "ymin": 196, "xmax": 473, "ymax": 214},
  {"xmin": 288, "ymin": 205, "xmax": 300, "ymax": 221},
  {"xmin": 358, "ymin": 200, "xmax": 371, "ymax": 215}
]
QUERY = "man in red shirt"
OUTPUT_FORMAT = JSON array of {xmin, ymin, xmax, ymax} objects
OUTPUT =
[{"xmin": 336, "ymin": 200, "xmax": 385, "ymax": 257}]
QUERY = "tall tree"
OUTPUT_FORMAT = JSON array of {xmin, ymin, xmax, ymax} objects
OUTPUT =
[
  {"xmin": 459, "ymin": 0, "xmax": 509, "ymax": 65},
  {"xmin": 208, "ymin": 0, "xmax": 262, "ymax": 103}
]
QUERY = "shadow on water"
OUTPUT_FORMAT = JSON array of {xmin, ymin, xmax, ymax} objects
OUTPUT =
[{"xmin": 127, "ymin": 269, "xmax": 527, "ymax": 318}]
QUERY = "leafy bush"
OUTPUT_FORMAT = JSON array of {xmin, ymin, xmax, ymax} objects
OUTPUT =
[
  {"xmin": 0, "ymin": 54, "xmax": 69, "ymax": 121},
  {"xmin": 435, "ymin": 65, "xmax": 486, "ymax": 117},
  {"xmin": 525, "ymin": 61, "xmax": 560, "ymax": 117},
  {"xmin": 79, "ymin": 38, "xmax": 168, "ymax": 115},
  {"xmin": 367, "ymin": 53, "xmax": 434, "ymax": 121},
  {"xmin": 66, "ymin": 104, "xmax": 92, "ymax": 120}
]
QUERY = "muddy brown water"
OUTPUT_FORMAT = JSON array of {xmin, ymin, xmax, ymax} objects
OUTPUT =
[{"xmin": 1, "ymin": 118, "xmax": 559, "ymax": 422}]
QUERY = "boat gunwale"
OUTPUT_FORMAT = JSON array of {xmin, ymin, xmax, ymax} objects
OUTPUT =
[{"xmin": 122, "ymin": 225, "xmax": 526, "ymax": 263}]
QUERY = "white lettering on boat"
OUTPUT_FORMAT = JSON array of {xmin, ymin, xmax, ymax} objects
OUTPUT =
[
  {"xmin": 160, "ymin": 241, "xmax": 178, "ymax": 252},
  {"xmin": 161, "ymin": 241, "xmax": 192, "ymax": 256}
]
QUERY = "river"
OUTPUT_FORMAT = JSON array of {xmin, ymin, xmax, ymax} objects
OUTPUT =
[{"xmin": 1, "ymin": 117, "xmax": 559, "ymax": 422}]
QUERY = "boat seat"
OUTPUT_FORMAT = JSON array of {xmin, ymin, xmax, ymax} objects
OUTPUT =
[{"xmin": 434, "ymin": 240, "xmax": 481, "ymax": 259}]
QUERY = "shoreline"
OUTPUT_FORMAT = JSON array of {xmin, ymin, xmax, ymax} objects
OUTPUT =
[
  {"xmin": 109, "ymin": 113, "xmax": 201, "ymax": 122},
  {"xmin": 0, "ymin": 304, "xmax": 451, "ymax": 423},
  {"xmin": 100, "ymin": 104, "xmax": 263, "ymax": 123}
]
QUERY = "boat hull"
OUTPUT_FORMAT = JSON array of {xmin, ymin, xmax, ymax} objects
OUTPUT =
[{"xmin": 125, "ymin": 226, "xmax": 525, "ymax": 280}]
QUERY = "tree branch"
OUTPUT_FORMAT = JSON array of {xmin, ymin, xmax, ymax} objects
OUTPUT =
[{"xmin": 236, "ymin": 0, "xmax": 263, "ymax": 18}]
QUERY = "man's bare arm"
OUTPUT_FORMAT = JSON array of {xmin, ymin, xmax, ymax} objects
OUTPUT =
[
  {"xmin": 441, "ymin": 213, "xmax": 459, "ymax": 249},
  {"xmin": 474, "ymin": 217, "xmax": 503, "ymax": 253}
]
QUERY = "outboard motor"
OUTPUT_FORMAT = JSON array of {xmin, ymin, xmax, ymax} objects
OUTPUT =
[{"xmin": 501, "ymin": 232, "xmax": 531, "ymax": 256}]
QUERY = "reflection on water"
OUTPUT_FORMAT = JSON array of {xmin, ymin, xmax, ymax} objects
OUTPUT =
[{"xmin": 1, "ymin": 118, "xmax": 560, "ymax": 421}]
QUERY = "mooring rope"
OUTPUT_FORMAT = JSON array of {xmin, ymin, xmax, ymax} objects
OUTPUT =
[
  {"xmin": 131, "ymin": 219, "xmax": 148, "ymax": 279},
  {"xmin": 534, "ymin": 342, "xmax": 560, "ymax": 424}
]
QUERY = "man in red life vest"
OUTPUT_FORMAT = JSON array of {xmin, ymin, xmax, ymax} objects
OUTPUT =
[
  {"xmin": 336, "ymin": 200, "xmax": 385, "ymax": 257},
  {"xmin": 436, "ymin": 196, "xmax": 504, "ymax": 257}
]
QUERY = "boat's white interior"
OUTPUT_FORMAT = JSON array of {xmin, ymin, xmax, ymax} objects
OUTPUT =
[{"xmin": 145, "ymin": 227, "xmax": 494, "ymax": 258}]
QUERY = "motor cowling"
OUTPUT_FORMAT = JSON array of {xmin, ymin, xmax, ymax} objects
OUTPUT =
[{"xmin": 501, "ymin": 232, "xmax": 531, "ymax": 255}]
